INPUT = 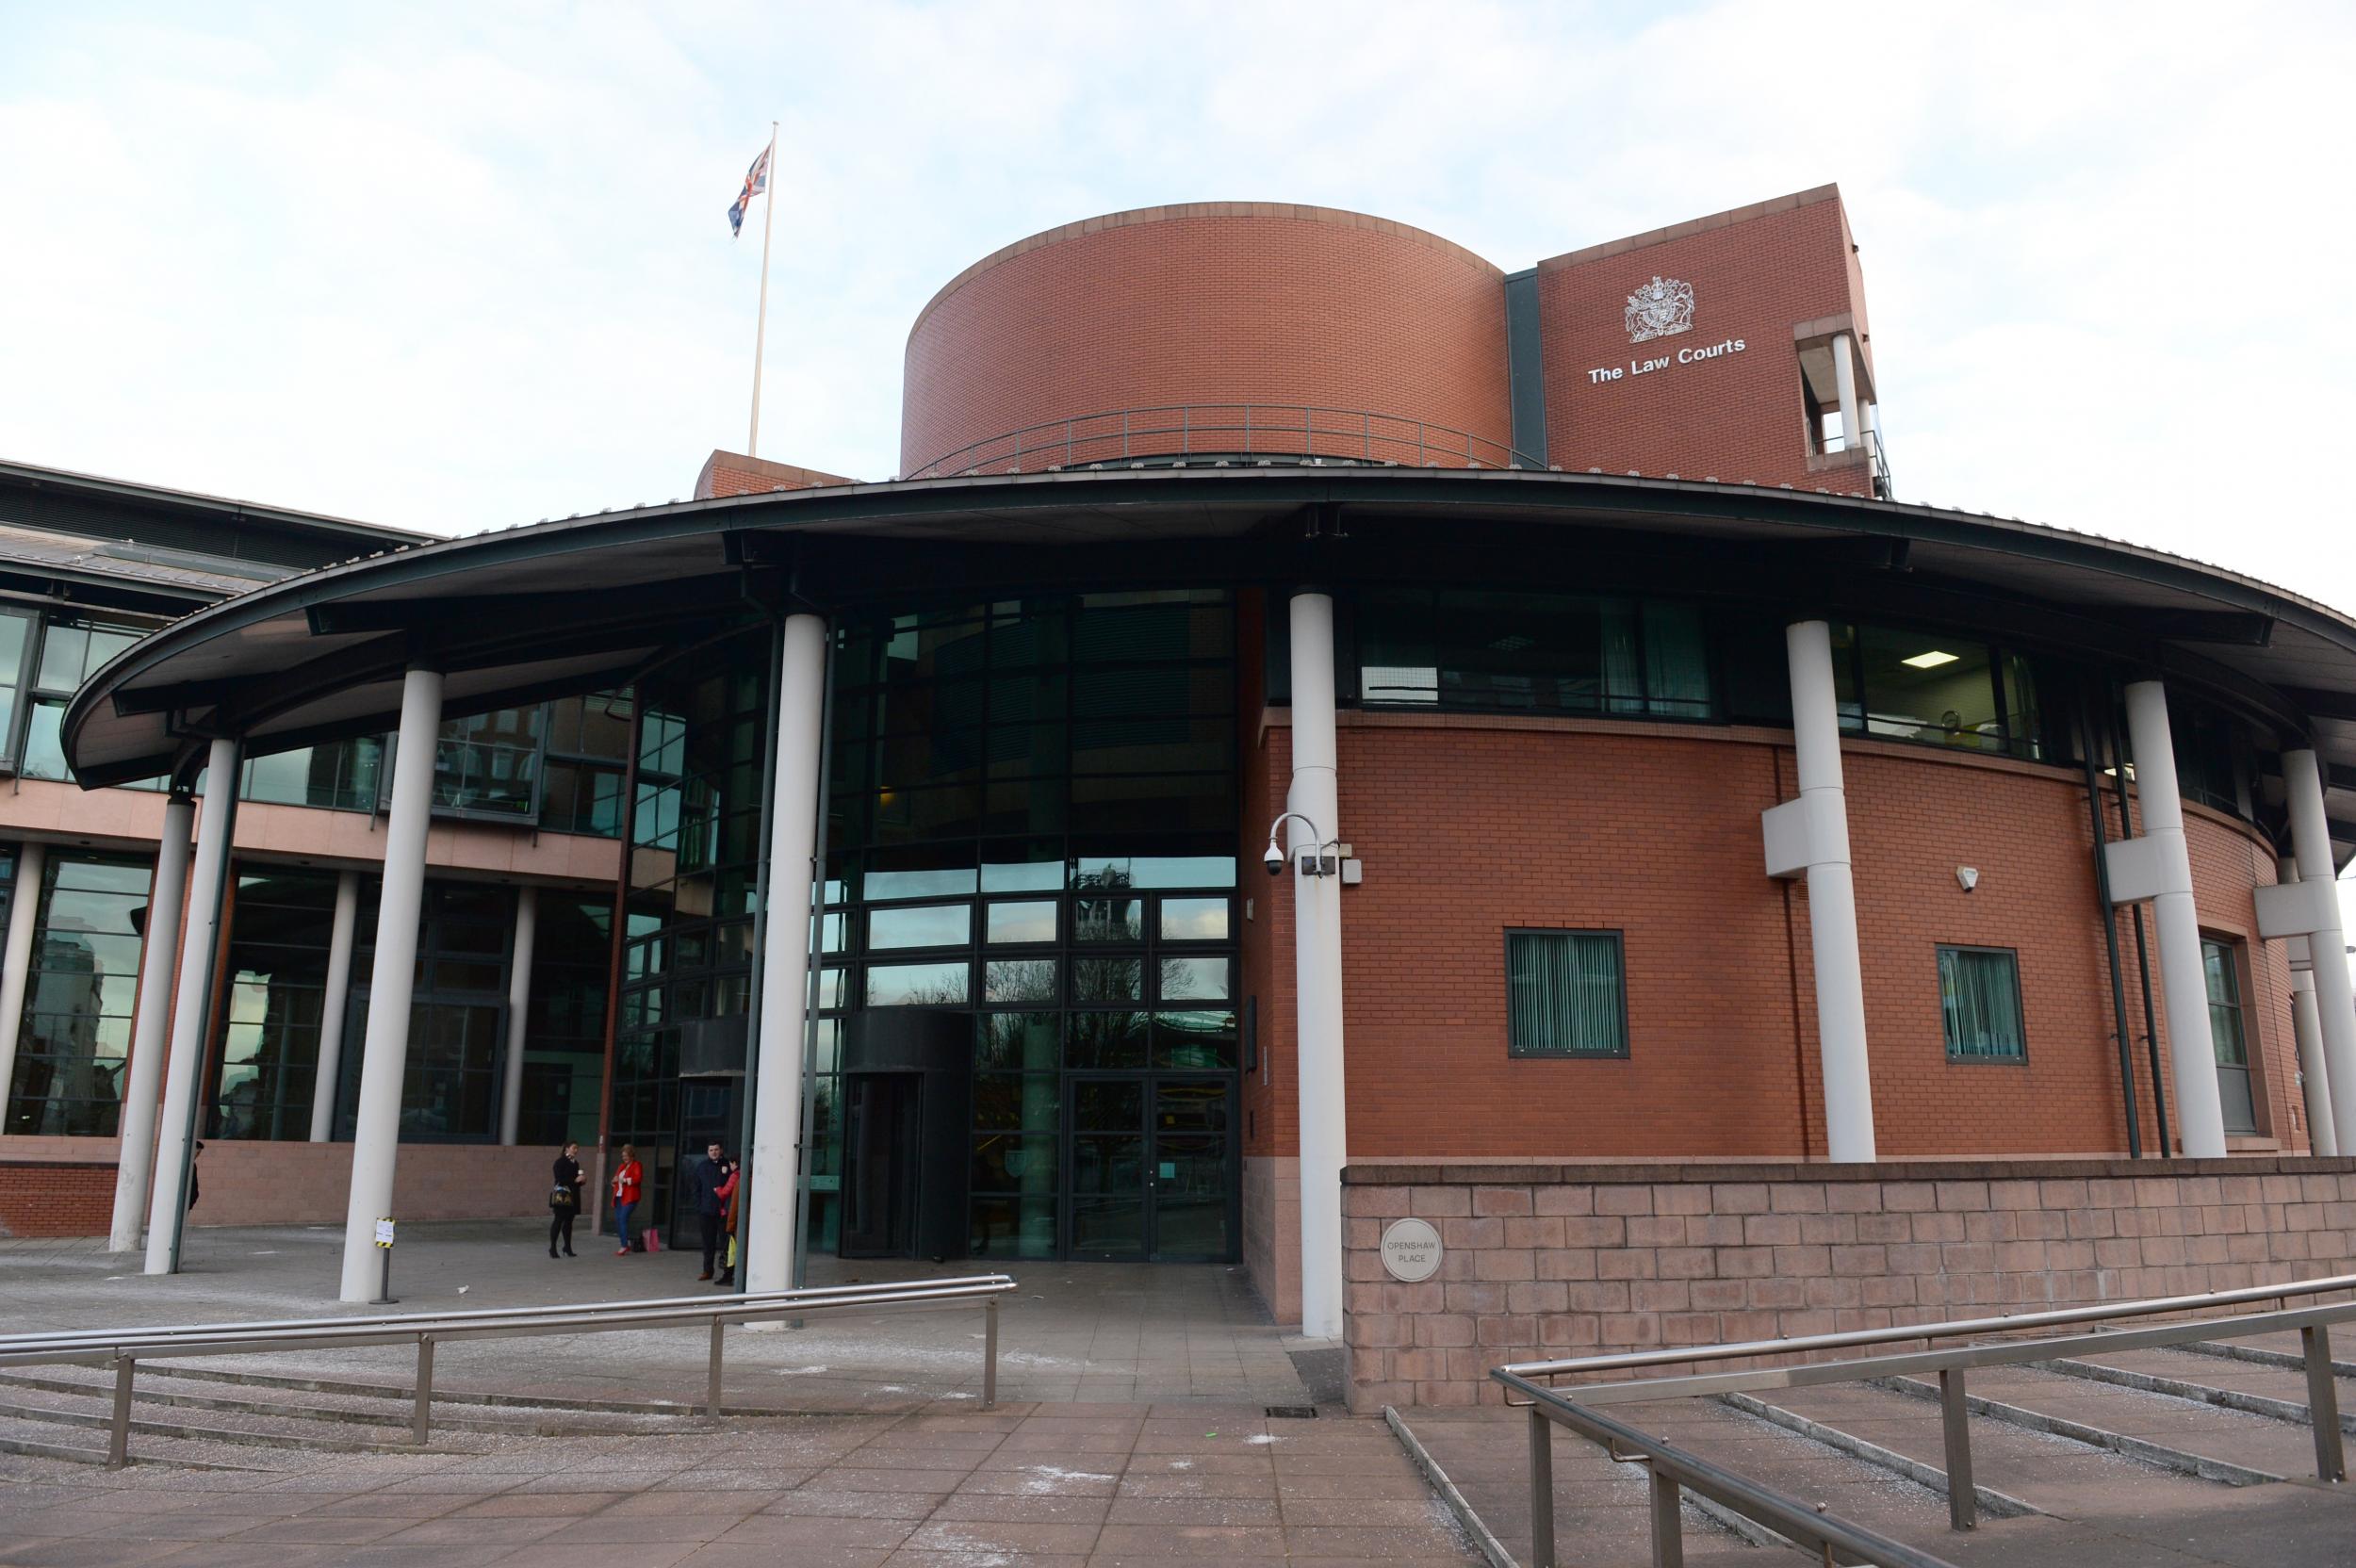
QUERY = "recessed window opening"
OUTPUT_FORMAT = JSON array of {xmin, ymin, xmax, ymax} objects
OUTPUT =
[
  {"xmin": 1937, "ymin": 945, "xmax": 2026, "ymax": 1061},
  {"xmin": 1505, "ymin": 930, "xmax": 1628, "ymax": 1058}
]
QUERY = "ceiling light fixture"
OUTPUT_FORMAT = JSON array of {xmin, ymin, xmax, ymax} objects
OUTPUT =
[{"xmin": 1902, "ymin": 650, "xmax": 1959, "ymax": 669}]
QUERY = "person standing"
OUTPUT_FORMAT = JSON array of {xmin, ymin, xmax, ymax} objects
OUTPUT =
[
  {"xmin": 610, "ymin": 1142, "xmax": 644, "ymax": 1256},
  {"xmin": 685, "ymin": 1141, "xmax": 729, "ymax": 1282},
  {"xmin": 712, "ymin": 1157, "xmax": 741, "ymax": 1289},
  {"xmin": 548, "ymin": 1141, "xmax": 582, "ymax": 1258}
]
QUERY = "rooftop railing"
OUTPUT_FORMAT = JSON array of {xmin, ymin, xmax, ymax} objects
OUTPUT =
[{"xmin": 902, "ymin": 404, "xmax": 1548, "ymax": 480}]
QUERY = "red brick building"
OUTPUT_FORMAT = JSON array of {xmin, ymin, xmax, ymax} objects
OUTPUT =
[{"xmin": 55, "ymin": 188, "xmax": 2356, "ymax": 1394}]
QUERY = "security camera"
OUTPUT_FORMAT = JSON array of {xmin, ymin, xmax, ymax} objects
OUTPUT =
[{"xmin": 1265, "ymin": 842, "xmax": 1287, "ymax": 876}]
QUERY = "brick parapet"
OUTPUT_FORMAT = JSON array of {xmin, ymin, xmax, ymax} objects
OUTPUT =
[{"xmin": 1340, "ymin": 1161, "xmax": 2356, "ymax": 1411}]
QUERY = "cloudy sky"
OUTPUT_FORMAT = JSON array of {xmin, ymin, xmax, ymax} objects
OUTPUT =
[{"xmin": 3, "ymin": 0, "xmax": 2351, "ymax": 603}]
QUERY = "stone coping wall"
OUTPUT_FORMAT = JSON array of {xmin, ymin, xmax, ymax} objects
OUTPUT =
[{"xmin": 1341, "ymin": 1157, "xmax": 2356, "ymax": 1413}]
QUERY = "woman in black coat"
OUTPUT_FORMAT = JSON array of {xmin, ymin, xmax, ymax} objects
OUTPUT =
[{"xmin": 549, "ymin": 1142, "xmax": 583, "ymax": 1258}]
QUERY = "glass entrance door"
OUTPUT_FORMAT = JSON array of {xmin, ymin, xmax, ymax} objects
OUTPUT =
[{"xmin": 1066, "ymin": 1075, "xmax": 1233, "ymax": 1262}]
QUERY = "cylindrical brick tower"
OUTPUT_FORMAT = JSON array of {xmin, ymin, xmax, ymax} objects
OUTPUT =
[{"xmin": 900, "ymin": 203, "xmax": 1512, "ymax": 477}]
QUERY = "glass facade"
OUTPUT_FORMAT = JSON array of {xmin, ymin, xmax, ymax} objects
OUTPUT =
[
  {"xmin": 613, "ymin": 590, "xmax": 1242, "ymax": 1263},
  {"xmin": 1355, "ymin": 590, "xmax": 1712, "ymax": 717},
  {"xmin": 331, "ymin": 882, "xmax": 518, "ymax": 1142},
  {"xmin": 4, "ymin": 853, "xmax": 150, "ymax": 1135},
  {"xmin": 209, "ymin": 870, "xmax": 337, "ymax": 1139}
]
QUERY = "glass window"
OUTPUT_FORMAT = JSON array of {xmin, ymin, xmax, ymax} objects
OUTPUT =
[
  {"xmin": 866, "ymin": 960, "xmax": 970, "ymax": 1007},
  {"xmin": 1072, "ymin": 897, "xmax": 1142, "ymax": 942},
  {"xmin": 1356, "ymin": 591, "xmax": 1715, "ymax": 721},
  {"xmin": 1937, "ymin": 946, "xmax": 2026, "ymax": 1061},
  {"xmin": 987, "ymin": 901, "xmax": 1057, "ymax": 944},
  {"xmin": 0, "ymin": 611, "xmax": 32, "ymax": 765},
  {"xmin": 1072, "ymin": 957, "xmax": 1143, "ymax": 1003},
  {"xmin": 1158, "ymin": 956, "xmax": 1231, "ymax": 1002},
  {"xmin": 242, "ymin": 739, "xmax": 384, "ymax": 811},
  {"xmin": 1851, "ymin": 628, "xmax": 2002, "ymax": 750},
  {"xmin": 984, "ymin": 958, "xmax": 1058, "ymax": 1004},
  {"xmin": 1159, "ymin": 897, "xmax": 1230, "ymax": 942},
  {"xmin": 868, "ymin": 903, "xmax": 973, "ymax": 951},
  {"xmin": 17, "ymin": 700, "xmax": 67, "ymax": 781},
  {"xmin": 1505, "ymin": 930, "xmax": 1627, "ymax": 1057},
  {"xmin": 2204, "ymin": 938, "xmax": 2257, "ymax": 1134},
  {"xmin": 6, "ymin": 854, "xmax": 152, "ymax": 1135}
]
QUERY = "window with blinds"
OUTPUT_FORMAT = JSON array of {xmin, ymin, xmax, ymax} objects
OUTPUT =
[
  {"xmin": 1505, "ymin": 930, "xmax": 1628, "ymax": 1058},
  {"xmin": 1937, "ymin": 945, "xmax": 2027, "ymax": 1060}
]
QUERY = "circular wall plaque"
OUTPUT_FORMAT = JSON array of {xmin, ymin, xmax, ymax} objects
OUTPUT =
[{"xmin": 1379, "ymin": 1217, "xmax": 1444, "ymax": 1282}]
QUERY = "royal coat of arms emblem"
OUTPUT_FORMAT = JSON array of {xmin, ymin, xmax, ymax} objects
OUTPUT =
[{"xmin": 1624, "ymin": 276, "xmax": 1695, "ymax": 344}]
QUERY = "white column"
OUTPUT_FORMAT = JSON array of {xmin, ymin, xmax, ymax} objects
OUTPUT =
[
  {"xmin": 745, "ymin": 612, "xmax": 826, "ymax": 1298},
  {"xmin": 145, "ymin": 741, "xmax": 240, "ymax": 1275},
  {"xmin": 0, "ymin": 840, "xmax": 48, "ymax": 1114},
  {"xmin": 2283, "ymin": 750, "xmax": 2356, "ymax": 1153},
  {"xmin": 1290, "ymin": 592, "xmax": 1349, "ymax": 1341},
  {"xmin": 1780, "ymin": 621, "xmax": 1876, "ymax": 1161},
  {"xmin": 107, "ymin": 797, "xmax": 193, "ymax": 1251},
  {"xmin": 337, "ymin": 669, "xmax": 442, "ymax": 1302},
  {"xmin": 498, "ymin": 887, "xmax": 538, "ymax": 1146},
  {"xmin": 307, "ymin": 871, "xmax": 361, "ymax": 1142},
  {"xmin": 1831, "ymin": 332, "xmax": 1863, "ymax": 454},
  {"xmin": 2279, "ymin": 857, "xmax": 2338, "ymax": 1157},
  {"xmin": 2120, "ymin": 682, "xmax": 2229, "ymax": 1157}
]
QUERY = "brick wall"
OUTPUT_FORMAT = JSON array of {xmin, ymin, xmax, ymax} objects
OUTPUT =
[
  {"xmin": 1341, "ymin": 1157, "xmax": 2356, "ymax": 1411},
  {"xmin": 0, "ymin": 1141, "xmax": 563, "ymax": 1235},
  {"xmin": 1235, "ymin": 706, "xmax": 2312, "ymax": 1323},
  {"xmin": 693, "ymin": 449, "xmax": 859, "ymax": 498},
  {"xmin": 1536, "ymin": 186, "xmax": 1873, "ymax": 492},
  {"xmin": 0, "ymin": 1160, "xmax": 114, "ymax": 1237},
  {"xmin": 901, "ymin": 204, "xmax": 1512, "ymax": 476}
]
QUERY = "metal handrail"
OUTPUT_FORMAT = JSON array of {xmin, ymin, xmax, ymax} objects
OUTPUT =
[
  {"xmin": 902, "ymin": 403, "xmax": 1546, "ymax": 480},
  {"xmin": 1494, "ymin": 1271, "xmax": 2356, "ymax": 1565},
  {"xmin": 0, "ymin": 1273, "xmax": 1016, "ymax": 1468},
  {"xmin": 1502, "ymin": 1370, "xmax": 1960, "ymax": 1568}
]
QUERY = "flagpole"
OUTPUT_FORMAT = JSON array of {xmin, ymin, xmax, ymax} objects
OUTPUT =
[{"xmin": 746, "ymin": 120, "xmax": 778, "ymax": 458}]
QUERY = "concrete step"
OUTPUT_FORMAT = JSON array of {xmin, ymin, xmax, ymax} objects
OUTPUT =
[
  {"xmin": 1892, "ymin": 1363, "xmax": 2333, "ymax": 1484},
  {"xmin": 1398, "ymin": 1396, "xmax": 1985, "ymax": 1567},
  {"xmin": 2174, "ymin": 1330, "xmax": 2356, "ymax": 1383},
  {"xmin": 2037, "ymin": 1343, "xmax": 2356, "ymax": 1433},
  {"xmin": 0, "ymin": 1364, "xmax": 669, "ymax": 1438},
  {"xmin": 141, "ymin": 1356, "xmax": 706, "ymax": 1417},
  {"xmin": 0, "ymin": 1407, "xmax": 275, "ymax": 1472},
  {"xmin": 0, "ymin": 1381, "xmax": 434, "ymax": 1456},
  {"xmin": 1757, "ymin": 1376, "xmax": 2238, "ymax": 1523}
]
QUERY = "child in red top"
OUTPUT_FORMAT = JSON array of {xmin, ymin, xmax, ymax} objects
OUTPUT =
[{"xmin": 610, "ymin": 1143, "xmax": 645, "ymax": 1255}]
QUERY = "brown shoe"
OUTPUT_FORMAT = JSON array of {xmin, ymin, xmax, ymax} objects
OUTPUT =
[{"xmin": 697, "ymin": 1271, "xmax": 712, "ymax": 1282}]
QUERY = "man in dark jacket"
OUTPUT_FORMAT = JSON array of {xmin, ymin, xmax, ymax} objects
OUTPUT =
[{"xmin": 685, "ymin": 1142, "xmax": 730, "ymax": 1282}]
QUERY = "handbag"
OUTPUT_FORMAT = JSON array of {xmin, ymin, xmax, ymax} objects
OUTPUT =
[{"xmin": 548, "ymin": 1184, "xmax": 576, "ymax": 1212}]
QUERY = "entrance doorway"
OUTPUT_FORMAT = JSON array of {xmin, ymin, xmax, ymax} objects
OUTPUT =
[
  {"xmin": 841, "ymin": 1072, "xmax": 924, "ymax": 1257},
  {"xmin": 1066, "ymin": 1075, "xmax": 1235, "ymax": 1262}
]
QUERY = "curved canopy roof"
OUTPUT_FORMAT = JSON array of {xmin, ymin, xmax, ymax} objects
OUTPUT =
[{"xmin": 62, "ymin": 466, "xmax": 2356, "ymax": 861}]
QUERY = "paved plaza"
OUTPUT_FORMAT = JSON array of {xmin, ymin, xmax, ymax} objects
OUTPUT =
[
  {"xmin": 5, "ymin": 1223, "xmax": 2354, "ymax": 1566},
  {"xmin": 0, "ymin": 1221, "xmax": 1317, "ymax": 1411}
]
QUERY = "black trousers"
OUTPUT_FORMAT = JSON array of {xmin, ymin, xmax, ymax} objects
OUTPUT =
[
  {"xmin": 699, "ymin": 1212, "xmax": 722, "ymax": 1272},
  {"xmin": 549, "ymin": 1209, "xmax": 575, "ymax": 1252}
]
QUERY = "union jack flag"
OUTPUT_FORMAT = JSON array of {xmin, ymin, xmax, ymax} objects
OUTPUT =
[{"xmin": 728, "ymin": 144, "xmax": 771, "ymax": 237}]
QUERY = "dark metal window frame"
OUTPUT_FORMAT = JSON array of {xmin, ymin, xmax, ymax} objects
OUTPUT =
[
  {"xmin": 1503, "ymin": 926, "xmax": 1631, "ymax": 1060},
  {"xmin": 1934, "ymin": 942, "xmax": 2030, "ymax": 1064}
]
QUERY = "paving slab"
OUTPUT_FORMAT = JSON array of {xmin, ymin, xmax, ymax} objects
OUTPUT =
[
  {"xmin": 0, "ymin": 1221, "xmax": 1311, "ymax": 1413},
  {"xmin": 0, "ymin": 1400, "xmax": 1483, "ymax": 1566}
]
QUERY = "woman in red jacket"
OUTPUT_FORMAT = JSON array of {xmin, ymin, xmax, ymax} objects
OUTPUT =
[{"xmin": 610, "ymin": 1142, "xmax": 644, "ymax": 1256}]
